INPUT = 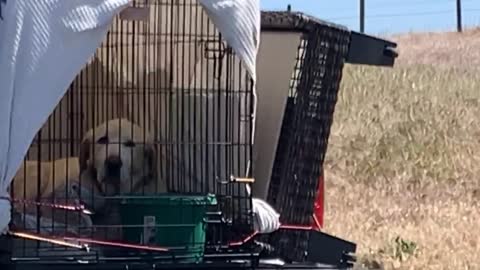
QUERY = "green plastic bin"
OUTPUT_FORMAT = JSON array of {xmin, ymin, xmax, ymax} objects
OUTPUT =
[{"xmin": 118, "ymin": 194, "xmax": 217, "ymax": 263}]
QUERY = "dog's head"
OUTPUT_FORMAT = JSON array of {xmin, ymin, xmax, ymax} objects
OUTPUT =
[{"xmin": 79, "ymin": 118, "xmax": 157, "ymax": 195}]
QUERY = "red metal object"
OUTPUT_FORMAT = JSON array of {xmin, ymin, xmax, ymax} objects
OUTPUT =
[
  {"xmin": 228, "ymin": 224, "xmax": 315, "ymax": 247},
  {"xmin": 10, "ymin": 230, "xmax": 169, "ymax": 252},
  {"xmin": 1, "ymin": 196, "xmax": 91, "ymax": 214},
  {"xmin": 233, "ymin": 171, "xmax": 326, "ymax": 247},
  {"xmin": 312, "ymin": 171, "xmax": 325, "ymax": 230},
  {"xmin": 63, "ymin": 236, "xmax": 169, "ymax": 252},
  {"xmin": 7, "ymin": 172, "xmax": 328, "ymax": 251}
]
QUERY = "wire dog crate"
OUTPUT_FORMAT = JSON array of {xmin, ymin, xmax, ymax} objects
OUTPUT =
[
  {"xmin": 8, "ymin": 0, "xmax": 255, "ymax": 265},
  {"xmin": 0, "ymin": 3, "xmax": 399, "ymax": 270},
  {"xmin": 261, "ymin": 12, "xmax": 351, "ymax": 262},
  {"xmin": 258, "ymin": 12, "xmax": 397, "ymax": 265}
]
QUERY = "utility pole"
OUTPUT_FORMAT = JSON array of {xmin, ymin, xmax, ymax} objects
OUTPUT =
[
  {"xmin": 456, "ymin": 0, "xmax": 462, "ymax": 32},
  {"xmin": 359, "ymin": 0, "xmax": 365, "ymax": 33}
]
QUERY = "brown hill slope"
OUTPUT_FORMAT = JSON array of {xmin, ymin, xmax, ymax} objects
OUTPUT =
[
  {"xmin": 393, "ymin": 28, "xmax": 480, "ymax": 68},
  {"xmin": 324, "ymin": 29, "xmax": 480, "ymax": 270}
]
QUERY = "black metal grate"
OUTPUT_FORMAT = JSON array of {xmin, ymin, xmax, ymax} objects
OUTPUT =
[
  {"xmin": 262, "ymin": 12, "xmax": 351, "ymax": 262},
  {"xmin": 9, "ymin": 0, "xmax": 254, "ymax": 264}
]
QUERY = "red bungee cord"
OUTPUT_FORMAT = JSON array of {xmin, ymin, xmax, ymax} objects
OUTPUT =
[{"xmin": 4, "ymin": 197, "xmax": 321, "ymax": 252}]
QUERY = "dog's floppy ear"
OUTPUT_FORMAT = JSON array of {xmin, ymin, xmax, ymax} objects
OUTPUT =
[
  {"xmin": 79, "ymin": 128, "xmax": 94, "ymax": 172},
  {"xmin": 143, "ymin": 130, "xmax": 157, "ymax": 184},
  {"xmin": 144, "ymin": 141, "xmax": 157, "ymax": 182}
]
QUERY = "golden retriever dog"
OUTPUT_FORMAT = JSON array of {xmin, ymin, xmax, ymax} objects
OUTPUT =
[
  {"xmin": 11, "ymin": 173, "xmax": 105, "ymax": 236},
  {"xmin": 10, "ymin": 172, "xmax": 105, "ymax": 258},
  {"xmin": 11, "ymin": 157, "xmax": 107, "ymax": 216},
  {"xmin": 11, "ymin": 157, "xmax": 80, "ymax": 201},
  {"xmin": 10, "ymin": 158, "xmax": 105, "ymax": 240},
  {"xmin": 12, "ymin": 118, "xmax": 163, "ymax": 253},
  {"xmin": 10, "ymin": 157, "xmax": 101, "ymax": 235},
  {"xmin": 78, "ymin": 118, "xmax": 165, "ymax": 246},
  {"xmin": 79, "ymin": 118, "xmax": 165, "ymax": 196}
]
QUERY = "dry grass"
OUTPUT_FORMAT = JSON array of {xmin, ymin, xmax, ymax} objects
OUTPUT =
[{"xmin": 323, "ymin": 28, "xmax": 480, "ymax": 269}]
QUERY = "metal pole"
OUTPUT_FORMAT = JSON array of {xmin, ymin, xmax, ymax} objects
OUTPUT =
[
  {"xmin": 360, "ymin": 0, "xmax": 365, "ymax": 33},
  {"xmin": 456, "ymin": 0, "xmax": 462, "ymax": 32}
]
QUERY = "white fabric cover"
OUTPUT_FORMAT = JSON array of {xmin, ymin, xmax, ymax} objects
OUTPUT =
[
  {"xmin": 0, "ymin": 0, "xmax": 131, "ymax": 234},
  {"xmin": 252, "ymin": 197, "xmax": 281, "ymax": 234},
  {"xmin": 198, "ymin": 0, "xmax": 260, "ymax": 82},
  {"xmin": 246, "ymin": 182, "xmax": 281, "ymax": 234},
  {"xmin": 0, "ymin": 0, "xmax": 275, "ymax": 235}
]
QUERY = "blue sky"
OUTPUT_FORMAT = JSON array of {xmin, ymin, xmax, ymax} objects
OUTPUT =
[{"xmin": 261, "ymin": 0, "xmax": 480, "ymax": 34}]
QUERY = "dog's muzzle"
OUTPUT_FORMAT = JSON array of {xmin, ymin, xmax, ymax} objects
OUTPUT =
[
  {"xmin": 105, "ymin": 155, "xmax": 122, "ymax": 178},
  {"xmin": 102, "ymin": 155, "xmax": 123, "ymax": 195}
]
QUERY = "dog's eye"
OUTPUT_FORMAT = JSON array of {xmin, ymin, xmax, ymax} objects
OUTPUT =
[
  {"xmin": 124, "ymin": 140, "xmax": 136, "ymax": 148},
  {"xmin": 97, "ymin": 136, "xmax": 109, "ymax": 144}
]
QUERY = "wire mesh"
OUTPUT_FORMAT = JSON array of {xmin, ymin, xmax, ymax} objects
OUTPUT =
[
  {"xmin": 8, "ymin": 0, "xmax": 254, "ymax": 263},
  {"xmin": 261, "ymin": 12, "xmax": 352, "ymax": 262}
]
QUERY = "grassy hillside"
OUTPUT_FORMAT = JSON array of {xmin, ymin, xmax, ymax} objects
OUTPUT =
[{"xmin": 324, "ymin": 29, "xmax": 480, "ymax": 269}]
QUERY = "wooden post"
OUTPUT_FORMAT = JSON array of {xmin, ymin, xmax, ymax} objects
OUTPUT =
[
  {"xmin": 360, "ymin": 0, "xmax": 365, "ymax": 33},
  {"xmin": 456, "ymin": 0, "xmax": 462, "ymax": 32}
]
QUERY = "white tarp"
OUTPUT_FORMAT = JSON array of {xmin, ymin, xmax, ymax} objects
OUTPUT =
[
  {"xmin": 199, "ymin": 0, "xmax": 260, "ymax": 82},
  {"xmin": 0, "ymin": 0, "xmax": 269, "ymax": 234},
  {"xmin": 0, "ymin": 0, "xmax": 132, "ymax": 234}
]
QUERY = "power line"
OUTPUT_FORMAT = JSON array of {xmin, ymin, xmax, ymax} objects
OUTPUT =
[
  {"xmin": 317, "ymin": 0, "xmax": 478, "ymax": 13},
  {"xmin": 367, "ymin": 0, "xmax": 475, "ymax": 5},
  {"xmin": 368, "ymin": 0, "xmax": 452, "ymax": 10},
  {"xmin": 329, "ymin": 8, "xmax": 480, "ymax": 21},
  {"xmin": 319, "ymin": 0, "xmax": 463, "ymax": 11}
]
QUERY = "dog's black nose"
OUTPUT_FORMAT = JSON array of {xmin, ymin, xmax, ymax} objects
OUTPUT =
[{"xmin": 105, "ymin": 155, "xmax": 123, "ymax": 171}]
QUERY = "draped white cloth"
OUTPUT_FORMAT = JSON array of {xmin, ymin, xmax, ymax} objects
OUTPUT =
[
  {"xmin": 0, "ymin": 0, "xmax": 278, "ymax": 235},
  {"xmin": 0, "ymin": 0, "xmax": 132, "ymax": 234}
]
